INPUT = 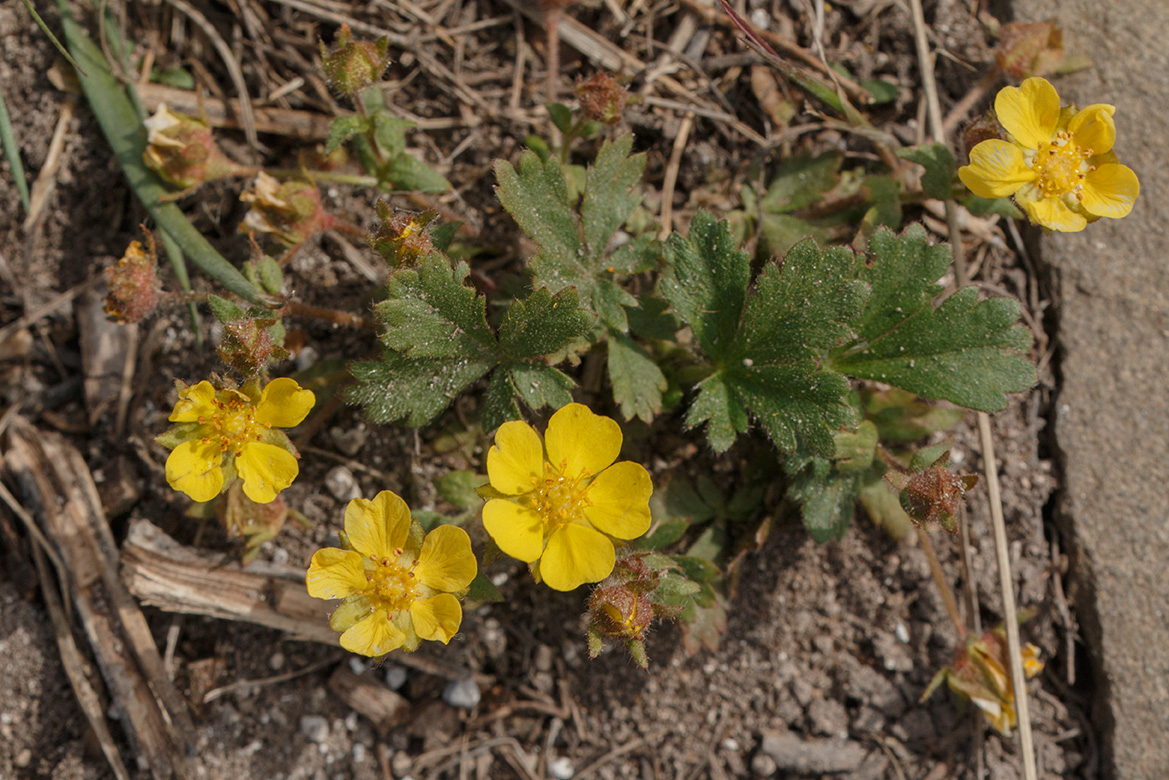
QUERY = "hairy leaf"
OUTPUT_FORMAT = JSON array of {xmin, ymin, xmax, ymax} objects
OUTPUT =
[
  {"xmin": 498, "ymin": 287, "xmax": 593, "ymax": 359},
  {"xmin": 608, "ymin": 332, "xmax": 668, "ymax": 423},
  {"xmin": 831, "ymin": 226, "xmax": 1037, "ymax": 412},
  {"xmin": 897, "ymin": 143, "xmax": 957, "ymax": 201},
  {"xmin": 663, "ymin": 213, "xmax": 866, "ymax": 455},
  {"xmin": 348, "ymin": 352, "xmax": 492, "ymax": 426}
]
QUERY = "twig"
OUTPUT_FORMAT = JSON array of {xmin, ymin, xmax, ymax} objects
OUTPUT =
[
  {"xmin": 907, "ymin": 0, "xmax": 1037, "ymax": 776},
  {"xmin": 203, "ymin": 656, "xmax": 340, "ymax": 703},
  {"xmin": 658, "ymin": 112, "xmax": 694, "ymax": 240},
  {"xmin": 575, "ymin": 729, "xmax": 665, "ymax": 780},
  {"xmin": 0, "ymin": 277, "xmax": 101, "ymax": 346},
  {"xmin": 159, "ymin": 0, "xmax": 260, "ymax": 155},
  {"xmin": 23, "ymin": 94, "xmax": 75, "ymax": 231}
]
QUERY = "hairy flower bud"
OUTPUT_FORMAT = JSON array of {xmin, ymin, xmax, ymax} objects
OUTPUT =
[
  {"xmin": 369, "ymin": 202, "xmax": 436, "ymax": 268},
  {"xmin": 320, "ymin": 24, "xmax": 391, "ymax": 97},
  {"xmin": 576, "ymin": 72, "xmax": 628, "ymax": 125},
  {"xmin": 898, "ymin": 464, "xmax": 978, "ymax": 534},
  {"xmin": 143, "ymin": 104, "xmax": 247, "ymax": 190},
  {"xmin": 239, "ymin": 172, "xmax": 334, "ymax": 246},
  {"xmin": 105, "ymin": 234, "xmax": 165, "ymax": 324}
]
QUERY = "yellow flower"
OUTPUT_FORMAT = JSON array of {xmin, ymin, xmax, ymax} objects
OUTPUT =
[
  {"xmin": 306, "ymin": 491, "xmax": 477, "ymax": 657},
  {"xmin": 959, "ymin": 77, "xmax": 1139, "ymax": 232},
  {"xmin": 922, "ymin": 625, "xmax": 1045, "ymax": 735},
  {"xmin": 160, "ymin": 378, "xmax": 315, "ymax": 504},
  {"xmin": 483, "ymin": 403, "xmax": 653, "ymax": 592}
]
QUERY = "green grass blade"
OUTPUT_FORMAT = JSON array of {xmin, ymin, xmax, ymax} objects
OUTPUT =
[
  {"xmin": 20, "ymin": 0, "xmax": 85, "ymax": 76},
  {"xmin": 0, "ymin": 86, "xmax": 30, "ymax": 213},
  {"xmin": 56, "ymin": 7, "xmax": 262, "ymax": 303}
]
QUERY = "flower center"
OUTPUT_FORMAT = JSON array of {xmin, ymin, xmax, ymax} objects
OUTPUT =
[
  {"xmin": 1030, "ymin": 131, "xmax": 1094, "ymax": 200},
  {"xmin": 364, "ymin": 553, "xmax": 419, "ymax": 615},
  {"xmin": 199, "ymin": 396, "xmax": 270, "ymax": 456},
  {"xmin": 527, "ymin": 463, "xmax": 593, "ymax": 529}
]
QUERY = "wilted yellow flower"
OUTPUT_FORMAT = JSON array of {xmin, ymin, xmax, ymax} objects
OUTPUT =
[
  {"xmin": 306, "ymin": 491, "xmax": 477, "ymax": 657},
  {"xmin": 959, "ymin": 77, "xmax": 1139, "ymax": 232},
  {"xmin": 483, "ymin": 403, "xmax": 652, "ymax": 591},
  {"xmin": 239, "ymin": 172, "xmax": 333, "ymax": 246},
  {"xmin": 922, "ymin": 624, "xmax": 1044, "ymax": 735},
  {"xmin": 158, "ymin": 378, "xmax": 314, "ymax": 504}
]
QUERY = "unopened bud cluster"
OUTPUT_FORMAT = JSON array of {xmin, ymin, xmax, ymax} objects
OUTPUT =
[
  {"xmin": 143, "ymin": 105, "xmax": 248, "ymax": 191},
  {"xmin": 105, "ymin": 234, "xmax": 166, "ymax": 324},
  {"xmin": 586, "ymin": 551, "xmax": 699, "ymax": 669},
  {"xmin": 369, "ymin": 202, "xmax": 437, "ymax": 268},
  {"xmin": 240, "ymin": 172, "xmax": 334, "ymax": 247},
  {"xmin": 576, "ymin": 72, "xmax": 628, "ymax": 125},
  {"xmin": 320, "ymin": 24, "xmax": 391, "ymax": 97}
]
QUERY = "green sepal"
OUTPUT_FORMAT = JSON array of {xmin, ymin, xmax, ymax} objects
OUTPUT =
[
  {"xmin": 910, "ymin": 442, "xmax": 951, "ymax": 473},
  {"xmin": 330, "ymin": 595, "xmax": 373, "ymax": 633},
  {"xmin": 154, "ymin": 421, "xmax": 204, "ymax": 450},
  {"xmin": 467, "ymin": 571, "xmax": 504, "ymax": 603}
]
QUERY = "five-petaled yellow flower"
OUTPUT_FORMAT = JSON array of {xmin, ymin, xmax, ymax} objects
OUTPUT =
[
  {"xmin": 162, "ymin": 378, "xmax": 314, "ymax": 504},
  {"xmin": 483, "ymin": 403, "xmax": 653, "ymax": 592},
  {"xmin": 306, "ymin": 491, "xmax": 477, "ymax": 657},
  {"xmin": 959, "ymin": 77, "xmax": 1139, "ymax": 232}
]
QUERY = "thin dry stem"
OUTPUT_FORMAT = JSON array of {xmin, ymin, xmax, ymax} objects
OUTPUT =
[{"xmin": 908, "ymin": 0, "xmax": 1037, "ymax": 774}]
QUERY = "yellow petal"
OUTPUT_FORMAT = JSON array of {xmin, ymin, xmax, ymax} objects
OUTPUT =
[
  {"xmin": 482, "ymin": 499, "xmax": 546, "ymax": 563},
  {"xmin": 958, "ymin": 140, "xmax": 1035, "ymax": 198},
  {"xmin": 306, "ymin": 548, "xmax": 367, "ymax": 600},
  {"xmin": 236, "ymin": 441, "xmax": 298, "ymax": 503},
  {"xmin": 410, "ymin": 594, "xmax": 463, "ymax": 643},
  {"xmin": 583, "ymin": 462, "xmax": 652, "ymax": 540},
  {"xmin": 414, "ymin": 525, "xmax": 477, "ymax": 591},
  {"xmin": 539, "ymin": 524, "xmax": 615, "ymax": 591},
  {"xmin": 1068, "ymin": 104, "xmax": 1116, "ymax": 156},
  {"xmin": 170, "ymin": 380, "xmax": 218, "ymax": 422},
  {"xmin": 254, "ymin": 378, "xmax": 316, "ymax": 428},
  {"xmin": 345, "ymin": 490, "xmax": 412, "ymax": 559},
  {"xmin": 340, "ymin": 612, "xmax": 406, "ymax": 657},
  {"xmin": 1022, "ymin": 193, "xmax": 1087, "ymax": 233},
  {"xmin": 166, "ymin": 439, "xmax": 225, "ymax": 502},
  {"xmin": 995, "ymin": 77, "xmax": 1059, "ymax": 149},
  {"xmin": 545, "ymin": 404, "xmax": 621, "ymax": 479},
  {"xmin": 487, "ymin": 421, "xmax": 544, "ymax": 495},
  {"xmin": 1081, "ymin": 163, "xmax": 1139, "ymax": 219}
]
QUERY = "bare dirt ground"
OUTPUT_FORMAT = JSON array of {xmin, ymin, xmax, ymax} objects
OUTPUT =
[{"xmin": 0, "ymin": 0, "xmax": 1098, "ymax": 778}]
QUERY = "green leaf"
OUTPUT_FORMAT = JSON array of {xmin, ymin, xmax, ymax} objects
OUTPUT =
[
  {"xmin": 910, "ymin": 442, "xmax": 951, "ymax": 472},
  {"xmin": 857, "ymin": 471, "xmax": 914, "ymax": 539},
  {"xmin": 638, "ymin": 517, "xmax": 690, "ymax": 549},
  {"xmin": 757, "ymin": 213, "xmax": 833, "ymax": 259},
  {"xmin": 509, "ymin": 362, "xmax": 575, "ymax": 413},
  {"xmin": 661, "ymin": 211, "xmax": 750, "ymax": 357},
  {"xmin": 546, "ymin": 102, "xmax": 574, "ymax": 134},
  {"xmin": 963, "ymin": 194, "xmax": 1023, "ymax": 219},
  {"xmin": 582, "ymin": 135, "xmax": 646, "ymax": 259},
  {"xmin": 256, "ymin": 257, "xmax": 284, "ymax": 296},
  {"xmin": 861, "ymin": 175, "xmax": 902, "ymax": 230},
  {"xmin": 0, "ymin": 86, "xmax": 29, "ymax": 213},
  {"xmin": 376, "ymin": 255, "xmax": 496, "ymax": 357},
  {"xmin": 897, "ymin": 143, "xmax": 957, "ymax": 201},
  {"xmin": 58, "ymin": 13, "xmax": 261, "ymax": 303},
  {"xmin": 348, "ymin": 351, "xmax": 492, "ymax": 426},
  {"xmin": 787, "ymin": 457, "xmax": 860, "ymax": 542},
  {"xmin": 760, "ymin": 152, "xmax": 842, "ymax": 214},
  {"xmin": 383, "ymin": 152, "xmax": 450, "ymax": 193},
  {"xmin": 495, "ymin": 151, "xmax": 581, "ymax": 281},
  {"xmin": 372, "ymin": 114, "xmax": 413, "ymax": 160},
  {"xmin": 325, "ymin": 114, "xmax": 370, "ymax": 155},
  {"xmin": 833, "ymin": 420, "xmax": 878, "ymax": 474},
  {"xmin": 207, "ymin": 294, "xmax": 246, "ymax": 323},
  {"xmin": 498, "ymin": 287, "xmax": 593, "ymax": 359},
  {"xmin": 481, "ymin": 369, "xmax": 521, "ymax": 432},
  {"xmin": 861, "ymin": 387, "xmax": 964, "ymax": 442},
  {"xmin": 664, "ymin": 214, "xmax": 866, "ymax": 455},
  {"xmin": 608, "ymin": 332, "xmax": 667, "ymax": 422},
  {"xmin": 436, "ymin": 469, "xmax": 483, "ymax": 511},
  {"xmin": 861, "ymin": 78, "xmax": 899, "ymax": 105},
  {"xmin": 831, "ymin": 226, "xmax": 1037, "ymax": 412}
]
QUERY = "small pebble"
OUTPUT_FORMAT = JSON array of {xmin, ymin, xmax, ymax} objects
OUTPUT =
[
  {"xmin": 325, "ymin": 466, "xmax": 361, "ymax": 502},
  {"xmin": 297, "ymin": 345, "xmax": 320, "ymax": 373},
  {"xmin": 344, "ymin": 712, "xmax": 359, "ymax": 732},
  {"xmin": 895, "ymin": 622, "xmax": 910, "ymax": 643},
  {"xmin": 548, "ymin": 756, "xmax": 574, "ymax": 780},
  {"xmin": 15, "ymin": 749, "xmax": 32, "ymax": 768},
  {"xmin": 300, "ymin": 715, "xmax": 330, "ymax": 744},
  {"xmin": 353, "ymin": 743, "xmax": 367, "ymax": 763},
  {"xmin": 442, "ymin": 677, "xmax": 481, "ymax": 709},
  {"xmin": 271, "ymin": 547, "xmax": 290, "ymax": 566},
  {"xmin": 269, "ymin": 652, "xmax": 285, "ymax": 671},
  {"xmin": 749, "ymin": 9, "xmax": 771, "ymax": 29},
  {"xmin": 384, "ymin": 664, "xmax": 408, "ymax": 691},
  {"xmin": 750, "ymin": 753, "xmax": 777, "ymax": 777},
  {"xmin": 349, "ymin": 657, "xmax": 368, "ymax": 675}
]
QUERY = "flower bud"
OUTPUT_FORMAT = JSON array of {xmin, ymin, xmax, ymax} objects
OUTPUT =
[
  {"xmin": 239, "ymin": 172, "xmax": 334, "ymax": 246},
  {"xmin": 898, "ymin": 465, "xmax": 978, "ymax": 534},
  {"xmin": 369, "ymin": 202, "xmax": 437, "ymax": 268},
  {"xmin": 143, "ymin": 104, "xmax": 247, "ymax": 190},
  {"xmin": 320, "ymin": 24, "xmax": 391, "ymax": 97},
  {"xmin": 105, "ymin": 235, "xmax": 165, "ymax": 324},
  {"xmin": 218, "ymin": 317, "xmax": 289, "ymax": 377},
  {"xmin": 576, "ymin": 72, "xmax": 628, "ymax": 125}
]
